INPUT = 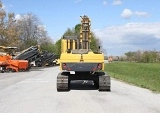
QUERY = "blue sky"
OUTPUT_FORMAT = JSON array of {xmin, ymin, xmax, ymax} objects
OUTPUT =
[{"xmin": 2, "ymin": 0, "xmax": 160, "ymax": 55}]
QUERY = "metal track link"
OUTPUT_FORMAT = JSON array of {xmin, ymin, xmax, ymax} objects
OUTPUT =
[
  {"xmin": 99, "ymin": 74, "xmax": 111, "ymax": 91},
  {"xmin": 57, "ymin": 72, "xmax": 69, "ymax": 91}
]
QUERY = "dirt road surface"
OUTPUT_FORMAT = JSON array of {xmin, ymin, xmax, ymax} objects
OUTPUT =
[{"xmin": 0, "ymin": 66, "xmax": 160, "ymax": 113}]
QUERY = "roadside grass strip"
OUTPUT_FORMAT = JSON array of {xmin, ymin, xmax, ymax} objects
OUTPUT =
[{"xmin": 105, "ymin": 62, "xmax": 160, "ymax": 92}]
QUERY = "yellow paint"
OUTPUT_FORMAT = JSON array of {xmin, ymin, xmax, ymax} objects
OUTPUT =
[
  {"xmin": 60, "ymin": 15, "xmax": 105, "ymax": 71},
  {"xmin": 60, "ymin": 51, "xmax": 104, "ymax": 70}
]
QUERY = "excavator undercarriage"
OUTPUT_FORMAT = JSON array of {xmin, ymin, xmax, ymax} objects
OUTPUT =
[{"xmin": 57, "ymin": 71, "xmax": 110, "ymax": 91}]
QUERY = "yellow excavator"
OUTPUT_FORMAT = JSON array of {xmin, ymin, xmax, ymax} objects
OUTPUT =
[{"xmin": 57, "ymin": 15, "xmax": 110, "ymax": 91}]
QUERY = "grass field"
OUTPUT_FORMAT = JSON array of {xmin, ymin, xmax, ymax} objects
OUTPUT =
[{"xmin": 104, "ymin": 62, "xmax": 160, "ymax": 92}]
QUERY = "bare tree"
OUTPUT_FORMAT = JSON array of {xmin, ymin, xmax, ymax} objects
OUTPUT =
[
  {"xmin": 16, "ymin": 13, "xmax": 41, "ymax": 49},
  {"xmin": 134, "ymin": 50, "xmax": 142, "ymax": 62}
]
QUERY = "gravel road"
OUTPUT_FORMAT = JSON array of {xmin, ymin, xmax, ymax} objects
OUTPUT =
[{"xmin": 0, "ymin": 66, "xmax": 160, "ymax": 113}]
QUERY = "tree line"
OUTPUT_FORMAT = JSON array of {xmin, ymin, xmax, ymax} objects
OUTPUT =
[
  {"xmin": 121, "ymin": 50, "xmax": 160, "ymax": 63},
  {"xmin": 0, "ymin": 1, "xmax": 103, "ymax": 57}
]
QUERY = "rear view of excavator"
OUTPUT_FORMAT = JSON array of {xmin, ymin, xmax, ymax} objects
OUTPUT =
[{"xmin": 57, "ymin": 15, "xmax": 111, "ymax": 91}]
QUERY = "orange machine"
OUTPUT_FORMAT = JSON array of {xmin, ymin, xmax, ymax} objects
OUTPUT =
[{"xmin": 0, "ymin": 46, "xmax": 29, "ymax": 72}]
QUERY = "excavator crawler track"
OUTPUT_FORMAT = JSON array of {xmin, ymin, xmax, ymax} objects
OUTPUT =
[
  {"xmin": 57, "ymin": 72, "xmax": 70, "ymax": 91},
  {"xmin": 98, "ymin": 72, "xmax": 111, "ymax": 91}
]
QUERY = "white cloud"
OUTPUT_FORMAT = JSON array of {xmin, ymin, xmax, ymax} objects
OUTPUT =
[
  {"xmin": 112, "ymin": 0, "xmax": 122, "ymax": 5},
  {"xmin": 121, "ymin": 9, "xmax": 133, "ymax": 19},
  {"xmin": 15, "ymin": 14, "xmax": 22, "ymax": 20},
  {"xmin": 135, "ymin": 11, "xmax": 149, "ymax": 17},
  {"xmin": 94, "ymin": 23, "xmax": 160, "ymax": 55},
  {"xmin": 103, "ymin": 1, "xmax": 107, "ymax": 6},
  {"xmin": 121, "ymin": 9, "xmax": 149, "ymax": 19}
]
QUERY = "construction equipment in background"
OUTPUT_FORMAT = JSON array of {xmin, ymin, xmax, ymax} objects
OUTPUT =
[
  {"xmin": 14, "ymin": 45, "xmax": 40, "ymax": 65},
  {"xmin": 35, "ymin": 50, "xmax": 58, "ymax": 67},
  {"xmin": 0, "ymin": 45, "xmax": 58, "ymax": 72},
  {"xmin": 0, "ymin": 46, "xmax": 29, "ymax": 73},
  {"xmin": 57, "ymin": 15, "xmax": 110, "ymax": 91},
  {"xmin": 15, "ymin": 45, "xmax": 58, "ymax": 67}
]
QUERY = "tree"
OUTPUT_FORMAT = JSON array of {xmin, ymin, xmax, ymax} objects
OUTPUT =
[
  {"xmin": 90, "ymin": 32, "xmax": 102, "ymax": 52},
  {"xmin": 63, "ymin": 28, "xmax": 75, "ymax": 36},
  {"xmin": 14, "ymin": 13, "xmax": 53, "ymax": 52},
  {"xmin": 0, "ymin": 1, "xmax": 6, "ymax": 45},
  {"xmin": 124, "ymin": 50, "xmax": 160, "ymax": 63},
  {"xmin": 16, "ymin": 13, "xmax": 41, "ymax": 50},
  {"xmin": 75, "ymin": 24, "xmax": 81, "ymax": 35},
  {"xmin": 40, "ymin": 36, "xmax": 55, "ymax": 53},
  {"xmin": 141, "ymin": 51, "xmax": 158, "ymax": 63},
  {"xmin": 0, "ymin": 2, "xmax": 19, "ymax": 46},
  {"xmin": 134, "ymin": 50, "xmax": 142, "ymax": 62},
  {"xmin": 6, "ymin": 13, "xmax": 20, "ymax": 46},
  {"xmin": 125, "ymin": 51, "xmax": 135, "ymax": 61},
  {"xmin": 54, "ymin": 39, "xmax": 61, "ymax": 56}
]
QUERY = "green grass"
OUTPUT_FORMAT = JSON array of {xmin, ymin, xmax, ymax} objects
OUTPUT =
[{"xmin": 105, "ymin": 62, "xmax": 160, "ymax": 92}]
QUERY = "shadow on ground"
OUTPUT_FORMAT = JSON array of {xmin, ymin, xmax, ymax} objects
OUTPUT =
[{"xmin": 70, "ymin": 80, "xmax": 98, "ymax": 90}]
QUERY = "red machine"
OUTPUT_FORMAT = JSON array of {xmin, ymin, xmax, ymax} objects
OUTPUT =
[{"xmin": 0, "ymin": 46, "xmax": 29, "ymax": 72}]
